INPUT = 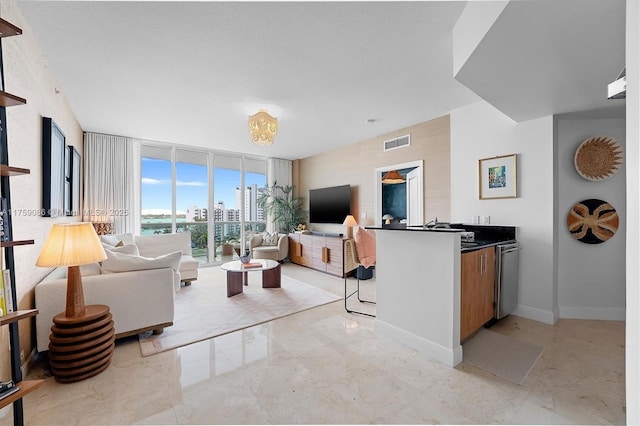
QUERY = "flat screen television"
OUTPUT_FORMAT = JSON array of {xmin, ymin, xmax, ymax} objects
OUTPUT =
[{"xmin": 309, "ymin": 184, "xmax": 351, "ymax": 224}]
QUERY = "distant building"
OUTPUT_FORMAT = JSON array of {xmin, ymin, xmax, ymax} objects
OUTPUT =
[
  {"xmin": 185, "ymin": 205, "xmax": 207, "ymax": 221},
  {"xmin": 235, "ymin": 184, "xmax": 264, "ymax": 221}
]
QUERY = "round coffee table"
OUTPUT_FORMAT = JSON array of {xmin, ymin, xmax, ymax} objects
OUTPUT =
[{"xmin": 220, "ymin": 259, "xmax": 281, "ymax": 297}]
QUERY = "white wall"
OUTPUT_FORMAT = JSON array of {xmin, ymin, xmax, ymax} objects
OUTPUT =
[
  {"xmin": 625, "ymin": 0, "xmax": 639, "ymax": 422},
  {"xmin": 555, "ymin": 117, "xmax": 626, "ymax": 320},
  {"xmin": 450, "ymin": 101, "xmax": 557, "ymax": 324},
  {"xmin": 452, "ymin": 0, "xmax": 508, "ymax": 75}
]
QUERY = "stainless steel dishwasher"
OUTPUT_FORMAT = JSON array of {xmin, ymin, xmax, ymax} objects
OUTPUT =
[{"xmin": 494, "ymin": 242, "xmax": 520, "ymax": 319}]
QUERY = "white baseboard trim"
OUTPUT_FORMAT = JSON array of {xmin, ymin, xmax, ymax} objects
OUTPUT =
[
  {"xmin": 559, "ymin": 306, "xmax": 626, "ymax": 321},
  {"xmin": 375, "ymin": 319, "xmax": 462, "ymax": 367},
  {"xmin": 512, "ymin": 304, "xmax": 557, "ymax": 325}
]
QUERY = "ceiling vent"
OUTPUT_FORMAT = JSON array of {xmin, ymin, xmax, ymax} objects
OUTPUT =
[{"xmin": 383, "ymin": 134, "xmax": 410, "ymax": 152}]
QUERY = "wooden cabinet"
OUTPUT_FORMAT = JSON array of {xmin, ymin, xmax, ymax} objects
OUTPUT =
[
  {"xmin": 0, "ymin": 17, "xmax": 44, "ymax": 425},
  {"xmin": 288, "ymin": 233, "xmax": 345, "ymax": 277},
  {"xmin": 460, "ymin": 246, "xmax": 495, "ymax": 342}
]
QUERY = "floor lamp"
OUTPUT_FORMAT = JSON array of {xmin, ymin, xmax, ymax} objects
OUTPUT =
[{"xmin": 36, "ymin": 222, "xmax": 114, "ymax": 383}]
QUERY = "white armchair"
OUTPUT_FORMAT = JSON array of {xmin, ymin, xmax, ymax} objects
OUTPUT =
[{"xmin": 250, "ymin": 233, "xmax": 289, "ymax": 261}]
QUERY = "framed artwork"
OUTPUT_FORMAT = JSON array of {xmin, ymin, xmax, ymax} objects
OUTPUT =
[
  {"xmin": 42, "ymin": 117, "xmax": 66, "ymax": 217},
  {"xmin": 71, "ymin": 146, "xmax": 81, "ymax": 216},
  {"xmin": 65, "ymin": 145, "xmax": 71, "ymax": 216},
  {"xmin": 479, "ymin": 154, "xmax": 517, "ymax": 200},
  {"xmin": 65, "ymin": 145, "xmax": 81, "ymax": 216}
]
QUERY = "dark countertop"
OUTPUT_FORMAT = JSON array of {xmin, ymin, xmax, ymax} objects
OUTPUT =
[
  {"xmin": 367, "ymin": 223, "xmax": 517, "ymax": 252},
  {"xmin": 366, "ymin": 224, "xmax": 465, "ymax": 232}
]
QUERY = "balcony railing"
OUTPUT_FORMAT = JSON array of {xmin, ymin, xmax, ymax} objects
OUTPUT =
[{"xmin": 140, "ymin": 220, "xmax": 267, "ymax": 264}]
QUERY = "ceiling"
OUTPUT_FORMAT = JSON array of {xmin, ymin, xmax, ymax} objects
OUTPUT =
[{"xmin": 15, "ymin": 1, "xmax": 626, "ymax": 161}]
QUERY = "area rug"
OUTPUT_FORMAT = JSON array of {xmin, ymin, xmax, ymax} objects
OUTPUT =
[
  {"xmin": 462, "ymin": 328, "xmax": 544, "ymax": 385},
  {"xmin": 138, "ymin": 266, "xmax": 341, "ymax": 357}
]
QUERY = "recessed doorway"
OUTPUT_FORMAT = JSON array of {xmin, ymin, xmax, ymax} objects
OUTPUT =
[{"xmin": 374, "ymin": 160, "xmax": 424, "ymax": 226}]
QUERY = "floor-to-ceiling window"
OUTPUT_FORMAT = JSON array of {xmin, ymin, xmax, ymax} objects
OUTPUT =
[
  {"xmin": 176, "ymin": 149, "xmax": 210, "ymax": 262},
  {"xmin": 141, "ymin": 145, "xmax": 173, "ymax": 234},
  {"xmin": 243, "ymin": 158, "xmax": 267, "ymax": 240},
  {"xmin": 140, "ymin": 144, "xmax": 267, "ymax": 265},
  {"xmin": 212, "ymin": 155, "xmax": 242, "ymax": 262}
]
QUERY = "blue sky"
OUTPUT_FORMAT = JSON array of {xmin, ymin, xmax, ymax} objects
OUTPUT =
[{"xmin": 141, "ymin": 158, "xmax": 266, "ymax": 215}]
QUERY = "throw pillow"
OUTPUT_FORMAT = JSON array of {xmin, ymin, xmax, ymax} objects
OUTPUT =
[
  {"xmin": 354, "ymin": 226, "xmax": 376, "ymax": 268},
  {"xmin": 103, "ymin": 243, "xmax": 140, "ymax": 256},
  {"xmin": 101, "ymin": 250, "xmax": 182, "ymax": 274},
  {"xmin": 262, "ymin": 232, "xmax": 279, "ymax": 246},
  {"xmin": 100, "ymin": 232, "xmax": 135, "ymax": 247}
]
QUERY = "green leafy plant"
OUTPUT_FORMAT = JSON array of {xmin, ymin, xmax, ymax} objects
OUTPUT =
[{"xmin": 257, "ymin": 182, "xmax": 307, "ymax": 233}]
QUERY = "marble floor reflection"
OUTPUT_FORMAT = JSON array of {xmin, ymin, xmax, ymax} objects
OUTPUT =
[{"xmin": 2, "ymin": 263, "xmax": 626, "ymax": 425}]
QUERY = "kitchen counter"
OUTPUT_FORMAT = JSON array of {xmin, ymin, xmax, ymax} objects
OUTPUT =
[
  {"xmin": 370, "ymin": 224, "xmax": 516, "ymax": 367},
  {"xmin": 367, "ymin": 224, "xmax": 517, "ymax": 252}
]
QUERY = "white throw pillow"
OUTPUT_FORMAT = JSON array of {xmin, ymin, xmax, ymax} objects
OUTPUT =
[
  {"xmin": 262, "ymin": 232, "xmax": 279, "ymax": 246},
  {"xmin": 100, "ymin": 232, "xmax": 135, "ymax": 247},
  {"xmin": 102, "ymin": 243, "xmax": 140, "ymax": 256},
  {"xmin": 101, "ymin": 250, "xmax": 182, "ymax": 274}
]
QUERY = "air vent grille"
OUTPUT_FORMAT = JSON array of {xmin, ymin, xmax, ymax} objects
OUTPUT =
[{"xmin": 383, "ymin": 134, "xmax": 410, "ymax": 152}]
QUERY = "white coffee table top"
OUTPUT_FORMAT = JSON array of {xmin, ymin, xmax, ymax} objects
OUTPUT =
[{"xmin": 220, "ymin": 259, "xmax": 279, "ymax": 272}]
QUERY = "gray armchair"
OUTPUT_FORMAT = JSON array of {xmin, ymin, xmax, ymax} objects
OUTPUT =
[{"xmin": 249, "ymin": 233, "xmax": 289, "ymax": 262}]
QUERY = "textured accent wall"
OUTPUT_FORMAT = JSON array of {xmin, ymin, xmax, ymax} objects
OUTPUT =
[
  {"xmin": 1, "ymin": 0, "xmax": 83, "ymax": 363},
  {"xmin": 294, "ymin": 115, "xmax": 450, "ymax": 234}
]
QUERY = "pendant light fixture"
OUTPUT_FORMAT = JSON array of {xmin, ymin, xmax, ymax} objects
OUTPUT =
[
  {"xmin": 381, "ymin": 170, "xmax": 405, "ymax": 184},
  {"xmin": 248, "ymin": 109, "xmax": 278, "ymax": 145}
]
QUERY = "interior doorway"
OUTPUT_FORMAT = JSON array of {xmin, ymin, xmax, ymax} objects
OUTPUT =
[{"xmin": 374, "ymin": 160, "xmax": 424, "ymax": 226}]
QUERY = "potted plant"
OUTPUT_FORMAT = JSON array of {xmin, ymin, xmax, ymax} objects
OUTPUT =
[{"xmin": 257, "ymin": 182, "xmax": 307, "ymax": 233}]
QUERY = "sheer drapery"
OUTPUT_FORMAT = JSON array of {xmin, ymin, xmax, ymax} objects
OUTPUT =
[
  {"xmin": 266, "ymin": 158, "xmax": 293, "ymax": 232},
  {"xmin": 267, "ymin": 157, "xmax": 292, "ymax": 189},
  {"xmin": 83, "ymin": 132, "xmax": 136, "ymax": 233}
]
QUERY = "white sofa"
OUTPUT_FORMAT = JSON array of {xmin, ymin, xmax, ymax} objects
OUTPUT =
[
  {"xmin": 133, "ymin": 232, "xmax": 199, "ymax": 284},
  {"xmin": 34, "ymin": 231, "xmax": 200, "ymax": 353},
  {"xmin": 100, "ymin": 231, "xmax": 199, "ymax": 285},
  {"xmin": 35, "ymin": 264, "xmax": 175, "ymax": 353}
]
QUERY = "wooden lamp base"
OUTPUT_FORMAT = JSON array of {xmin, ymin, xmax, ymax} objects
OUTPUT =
[{"xmin": 49, "ymin": 304, "xmax": 115, "ymax": 383}]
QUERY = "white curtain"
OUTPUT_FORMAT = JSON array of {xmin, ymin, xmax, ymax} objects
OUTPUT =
[
  {"xmin": 266, "ymin": 158, "xmax": 293, "ymax": 232},
  {"xmin": 83, "ymin": 132, "xmax": 136, "ymax": 233},
  {"xmin": 267, "ymin": 157, "xmax": 292, "ymax": 188}
]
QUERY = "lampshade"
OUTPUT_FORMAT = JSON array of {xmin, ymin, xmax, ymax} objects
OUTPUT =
[
  {"xmin": 36, "ymin": 223, "xmax": 107, "ymax": 267},
  {"xmin": 248, "ymin": 109, "xmax": 278, "ymax": 145},
  {"xmin": 382, "ymin": 170, "xmax": 405, "ymax": 184},
  {"xmin": 342, "ymin": 215, "xmax": 358, "ymax": 227}
]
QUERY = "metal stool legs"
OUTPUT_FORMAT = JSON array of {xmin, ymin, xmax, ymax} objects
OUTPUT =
[{"xmin": 344, "ymin": 274, "xmax": 375, "ymax": 317}]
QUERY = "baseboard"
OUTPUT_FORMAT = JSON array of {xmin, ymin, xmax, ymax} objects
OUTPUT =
[
  {"xmin": 375, "ymin": 319, "xmax": 463, "ymax": 367},
  {"xmin": 512, "ymin": 304, "xmax": 557, "ymax": 325},
  {"xmin": 559, "ymin": 306, "xmax": 626, "ymax": 321}
]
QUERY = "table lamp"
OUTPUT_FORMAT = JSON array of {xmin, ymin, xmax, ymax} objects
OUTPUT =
[
  {"xmin": 342, "ymin": 215, "xmax": 358, "ymax": 239},
  {"xmin": 36, "ymin": 222, "xmax": 114, "ymax": 383},
  {"xmin": 382, "ymin": 214, "xmax": 394, "ymax": 225}
]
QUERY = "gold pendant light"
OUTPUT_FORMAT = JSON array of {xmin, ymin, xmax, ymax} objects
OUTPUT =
[{"xmin": 248, "ymin": 109, "xmax": 278, "ymax": 145}]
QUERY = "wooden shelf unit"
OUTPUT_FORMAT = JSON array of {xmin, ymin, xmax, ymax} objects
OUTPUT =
[
  {"xmin": 0, "ymin": 309, "xmax": 38, "ymax": 326},
  {"xmin": 0, "ymin": 166, "xmax": 29, "ymax": 177},
  {"xmin": 0, "ymin": 380, "xmax": 45, "ymax": 410},
  {"xmin": 0, "ymin": 91, "xmax": 26, "ymax": 108},
  {"xmin": 0, "ymin": 16, "xmax": 40, "ymax": 426},
  {"xmin": 0, "ymin": 18, "xmax": 22, "ymax": 38}
]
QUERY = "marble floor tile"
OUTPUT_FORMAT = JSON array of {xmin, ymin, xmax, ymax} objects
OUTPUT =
[{"xmin": 0, "ymin": 263, "xmax": 626, "ymax": 425}]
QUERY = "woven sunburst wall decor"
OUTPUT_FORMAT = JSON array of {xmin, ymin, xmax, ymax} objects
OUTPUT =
[
  {"xmin": 574, "ymin": 135, "xmax": 623, "ymax": 181},
  {"xmin": 567, "ymin": 199, "xmax": 619, "ymax": 244}
]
